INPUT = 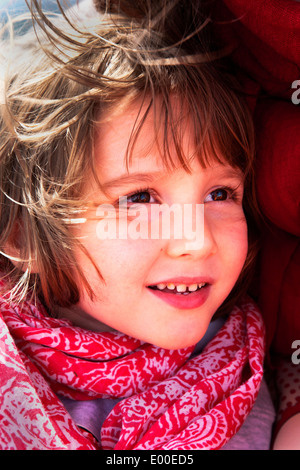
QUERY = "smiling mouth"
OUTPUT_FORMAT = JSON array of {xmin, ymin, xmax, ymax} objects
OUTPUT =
[{"xmin": 148, "ymin": 282, "xmax": 207, "ymax": 295}]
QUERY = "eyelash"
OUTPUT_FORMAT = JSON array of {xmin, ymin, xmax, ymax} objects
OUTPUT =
[
  {"xmin": 125, "ymin": 188, "xmax": 159, "ymax": 205},
  {"xmin": 206, "ymin": 186, "xmax": 241, "ymax": 203},
  {"xmin": 116, "ymin": 185, "xmax": 241, "ymax": 207}
]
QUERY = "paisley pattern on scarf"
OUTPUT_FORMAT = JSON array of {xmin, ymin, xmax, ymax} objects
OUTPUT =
[{"xmin": 0, "ymin": 293, "xmax": 265, "ymax": 450}]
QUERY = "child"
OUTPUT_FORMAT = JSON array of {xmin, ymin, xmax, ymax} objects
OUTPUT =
[{"xmin": 0, "ymin": 0, "xmax": 275, "ymax": 449}]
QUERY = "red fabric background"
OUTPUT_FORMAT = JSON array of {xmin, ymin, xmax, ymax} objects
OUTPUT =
[
  {"xmin": 219, "ymin": 0, "xmax": 300, "ymax": 99},
  {"xmin": 213, "ymin": 1, "xmax": 300, "ymax": 436},
  {"xmin": 254, "ymin": 100, "xmax": 300, "ymax": 356},
  {"xmin": 213, "ymin": 0, "xmax": 300, "ymax": 358}
]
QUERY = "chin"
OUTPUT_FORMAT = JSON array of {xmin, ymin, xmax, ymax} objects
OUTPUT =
[{"xmin": 149, "ymin": 331, "xmax": 207, "ymax": 351}]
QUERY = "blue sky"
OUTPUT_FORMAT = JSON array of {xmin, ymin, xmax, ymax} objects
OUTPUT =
[{"xmin": 0, "ymin": 0, "xmax": 79, "ymax": 16}]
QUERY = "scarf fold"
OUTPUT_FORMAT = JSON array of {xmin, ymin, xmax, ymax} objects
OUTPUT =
[{"xmin": 0, "ymin": 294, "xmax": 265, "ymax": 450}]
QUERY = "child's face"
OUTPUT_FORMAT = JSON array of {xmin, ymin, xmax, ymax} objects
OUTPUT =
[{"xmin": 62, "ymin": 99, "xmax": 248, "ymax": 349}]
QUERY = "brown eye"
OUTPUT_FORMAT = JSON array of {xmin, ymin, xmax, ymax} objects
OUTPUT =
[
  {"xmin": 128, "ymin": 191, "xmax": 152, "ymax": 204},
  {"xmin": 209, "ymin": 188, "xmax": 229, "ymax": 201}
]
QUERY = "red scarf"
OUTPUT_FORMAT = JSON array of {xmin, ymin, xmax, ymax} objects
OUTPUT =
[{"xmin": 0, "ymin": 294, "xmax": 265, "ymax": 450}]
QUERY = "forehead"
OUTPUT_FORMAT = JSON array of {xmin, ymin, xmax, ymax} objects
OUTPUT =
[
  {"xmin": 90, "ymin": 99, "xmax": 244, "ymax": 198},
  {"xmin": 94, "ymin": 96, "xmax": 209, "ymax": 179}
]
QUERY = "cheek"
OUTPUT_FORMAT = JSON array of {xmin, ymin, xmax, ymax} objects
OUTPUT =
[
  {"xmin": 224, "ymin": 218, "xmax": 249, "ymax": 272},
  {"xmin": 76, "ymin": 227, "xmax": 161, "ymax": 291},
  {"xmin": 211, "ymin": 210, "xmax": 248, "ymax": 275}
]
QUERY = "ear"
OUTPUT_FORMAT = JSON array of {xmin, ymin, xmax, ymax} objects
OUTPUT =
[
  {"xmin": 3, "ymin": 221, "xmax": 39, "ymax": 274},
  {"xmin": 3, "ymin": 241, "xmax": 39, "ymax": 274}
]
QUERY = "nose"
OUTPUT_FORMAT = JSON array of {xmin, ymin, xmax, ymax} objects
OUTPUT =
[{"xmin": 164, "ymin": 205, "xmax": 217, "ymax": 259}]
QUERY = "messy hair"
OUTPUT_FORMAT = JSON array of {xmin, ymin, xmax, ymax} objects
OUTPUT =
[{"xmin": 0, "ymin": 0, "xmax": 259, "ymax": 315}]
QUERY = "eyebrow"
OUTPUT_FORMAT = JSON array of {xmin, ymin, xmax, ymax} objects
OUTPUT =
[
  {"xmin": 101, "ymin": 165, "xmax": 243, "ymax": 191},
  {"xmin": 100, "ymin": 171, "xmax": 166, "ymax": 191},
  {"xmin": 214, "ymin": 166, "xmax": 244, "ymax": 180}
]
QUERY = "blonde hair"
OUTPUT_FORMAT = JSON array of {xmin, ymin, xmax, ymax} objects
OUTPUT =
[{"xmin": 0, "ymin": 0, "xmax": 259, "ymax": 315}]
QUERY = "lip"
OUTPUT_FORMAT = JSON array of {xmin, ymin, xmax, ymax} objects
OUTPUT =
[
  {"xmin": 146, "ymin": 277, "xmax": 212, "ymax": 310},
  {"xmin": 148, "ymin": 276, "xmax": 214, "ymax": 286}
]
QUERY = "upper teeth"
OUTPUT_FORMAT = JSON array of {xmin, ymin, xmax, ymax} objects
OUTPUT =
[{"xmin": 156, "ymin": 283, "xmax": 206, "ymax": 292}]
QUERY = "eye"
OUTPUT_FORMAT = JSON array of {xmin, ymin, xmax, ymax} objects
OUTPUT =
[
  {"xmin": 127, "ymin": 190, "xmax": 156, "ymax": 204},
  {"xmin": 210, "ymin": 188, "xmax": 229, "ymax": 201},
  {"xmin": 205, "ymin": 187, "xmax": 239, "ymax": 203}
]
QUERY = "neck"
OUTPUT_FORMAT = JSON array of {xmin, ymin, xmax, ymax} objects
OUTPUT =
[{"xmin": 56, "ymin": 304, "xmax": 117, "ymax": 333}]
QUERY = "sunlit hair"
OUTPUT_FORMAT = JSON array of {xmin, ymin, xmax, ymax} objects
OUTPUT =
[{"xmin": 0, "ymin": 0, "xmax": 259, "ymax": 316}]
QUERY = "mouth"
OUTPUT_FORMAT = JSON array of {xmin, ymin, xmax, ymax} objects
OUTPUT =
[
  {"xmin": 147, "ymin": 280, "xmax": 211, "ymax": 309},
  {"xmin": 148, "ymin": 282, "xmax": 207, "ymax": 295}
]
